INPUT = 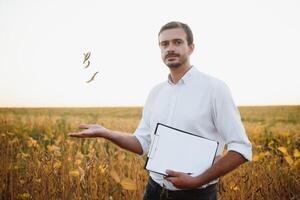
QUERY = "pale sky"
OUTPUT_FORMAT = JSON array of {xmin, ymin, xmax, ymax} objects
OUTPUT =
[{"xmin": 0, "ymin": 0, "xmax": 299, "ymax": 107}]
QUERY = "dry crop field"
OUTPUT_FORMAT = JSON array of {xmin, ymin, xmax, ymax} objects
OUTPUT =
[{"xmin": 0, "ymin": 106, "xmax": 299, "ymax": 200}]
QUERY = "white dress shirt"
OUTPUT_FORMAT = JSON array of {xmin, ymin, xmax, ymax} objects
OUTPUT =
[{"xmin": 133, "ymin": 66, "xmax": 252, "ymax": 190}]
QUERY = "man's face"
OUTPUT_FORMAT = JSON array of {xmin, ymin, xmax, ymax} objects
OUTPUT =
[{"xmin": 159, "ymin": 28, "xmax": 194, "ymax": 69}]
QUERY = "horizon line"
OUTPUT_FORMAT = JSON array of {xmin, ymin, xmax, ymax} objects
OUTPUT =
[{"xmin": 0, "ymin": 104, "xmax": 300, "ymax": 108}]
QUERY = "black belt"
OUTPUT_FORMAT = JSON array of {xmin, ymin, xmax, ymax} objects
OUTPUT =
[{"xmin": 148, "ymin": 176, "xmax": 217, "ymax": 199}]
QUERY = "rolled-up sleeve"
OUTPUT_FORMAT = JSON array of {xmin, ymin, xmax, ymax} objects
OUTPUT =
[
  {"xmin": 133, "ymin": 90, "xmax": 154, "ymax": 156},
  {"xmin": 213, "ymin": 82, "xmax": 252, "ymax": 161},
  {"xmin": 133, "ymin": 117, "xmax": 151, "ymax": 156}
]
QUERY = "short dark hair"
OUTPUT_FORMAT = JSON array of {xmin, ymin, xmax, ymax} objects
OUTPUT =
[{"xmin": 158, "ymin": 21, "xmax": 194, "ymax": 46}]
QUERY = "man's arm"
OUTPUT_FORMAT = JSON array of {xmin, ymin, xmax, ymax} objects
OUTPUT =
[
  {"xmin": 165, "ymin": 150, "xmax": 247, "ymax": 189},
  {"xmin": 68, "ymin": 124, "xmax": 143, "ymax": 155},
  {"xmin": 105, "ymin": 129, "xmax": 143, "ymax": 155}
]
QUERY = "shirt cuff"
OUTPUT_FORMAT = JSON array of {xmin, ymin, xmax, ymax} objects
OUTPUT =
[
  {"xmin": 133, "ymin": 135, "xmax": 149, "ymax": 156},
  {"xmin": 227, "ymin": 142, "xmax": 252, "ymax": 161}
]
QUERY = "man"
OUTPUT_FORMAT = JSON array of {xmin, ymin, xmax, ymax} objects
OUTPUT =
[{"xmin": 68, "ymin": 21, "xmax": 252, "ymax": 200}]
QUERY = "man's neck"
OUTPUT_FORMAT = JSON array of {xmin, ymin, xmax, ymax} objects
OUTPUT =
[{"xmin": 169, "ymin": 63, "xmax": 192, "ymax": 84}]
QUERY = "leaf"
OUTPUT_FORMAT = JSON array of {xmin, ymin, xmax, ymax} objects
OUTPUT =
[
  {"xmin": 75, "ymin": 152, "xmax": 84, "ymax": 160},
  {"xmin": 277, "ymin": 146, "xmax": 288, "ymax": 155},
  {"xmin": 98, "ymin": 164, "xmax": 107, "ymax": 174},
  {"xmin": 69, "ymin": 170, "xmax": 80, "ymax": 177},
  {"xmin": 78, "ymin": 166, "xmax": 85, "ymax": 181},
  {"xmin": 54, "ymin": 161, "xmax": 62, "ymax": 169},
  {"xmin": 120, "ymin": 178, "xmax": 137, "ymax": 190},
  {"xmin": 284, "ymin": 156, "xmax": 294, "ymax": 167},
  {"xmin": 293, "ymin": 149, "xmax": 300, "ymax": 158},
  {"xmin": 293, "ymin": 159, "xmax": 300, "ymax": 167},
  {"xmin": 117, "ymin": 153, "xmax": 126, "ymax": 161},
  {"xmin": 47, "ymin": 145, "xmax": 60, "ymax": 153},
  {"xmin": 75, "ymin": 159, "xmax": 82, "ymax": 166},
  {"xmin": 17, "ymin": 193, "xmax": 31, "ymax": 199},
  {"xmin": 27, "ymin": 137, "xmax": 37, "ymax": 147},
  {"xmin": 110, "ymin": 170, "xmax": 120, "ymax": 183},
  {"xmin": 252, "ymin": 155, "xmax": 259, "ymax": 162}
]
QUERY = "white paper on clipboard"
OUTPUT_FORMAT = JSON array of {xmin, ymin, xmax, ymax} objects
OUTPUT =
[{"xmin": 145, "ymin": 123, "xmax": 219, "ymax": 177}]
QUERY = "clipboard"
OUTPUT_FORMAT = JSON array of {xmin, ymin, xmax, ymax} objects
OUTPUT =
[{"xmin": 145, "ymin": 123, "xmax": 219, "ymax": 176}]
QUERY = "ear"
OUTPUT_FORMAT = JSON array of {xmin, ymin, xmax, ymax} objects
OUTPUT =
[{"xmin": 188, "ymin": 43, "xmax": 194, "ymax": 55}]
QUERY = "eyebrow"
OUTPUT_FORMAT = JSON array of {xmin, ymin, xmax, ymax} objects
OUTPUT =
[{"xmin": 159, "ymin": 38, "xmax": 184, "ymax": 45}]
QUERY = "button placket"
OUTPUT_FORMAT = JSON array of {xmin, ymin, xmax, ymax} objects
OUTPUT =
[{"xmin": 166, "ymin": 84, "xmax": 180, "ymax": 126}]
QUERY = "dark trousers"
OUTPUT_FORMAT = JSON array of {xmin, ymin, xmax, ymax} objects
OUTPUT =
[{"xmin": 143, "ymin": 177, "xmax": 217, "ymax": 200}]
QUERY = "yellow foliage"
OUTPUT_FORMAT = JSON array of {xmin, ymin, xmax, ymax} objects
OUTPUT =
[
  {"xmin": 120, "ymin": 178, "xmax": 137, "ymax": 190},
  {"xmin": 37, "ymin": 160, "xmax": 41, "ymax": 168},
  {"xmin": 75, "ymin": 159, "xmax": 82, "ymax": 166},
  {"xmin": 54, "ymin": 161, "xmax": 62, "ymax": 169},
  {"xmin": 1, "ymin": 106, "xmax": 300, "ymax": 200},
  {"xmin": 284, "ymin": 156, "xmax": 294, "ymax": 167},
  {"xmin": 229, "ymin": 186, "xmax": 239, "ymax": 191},
  {"xmin": 27, "ymin": 137, "xmax": 37, "ymax": 147},
  {"xmin": 294, "ymin": 159, "xmax": 300, "ymax": 167},
  {"xmin": 262, "ymin": 151, "xmax": 271, "ymax": 157},
  {"xmin": 35, "ymin": 178, "xmax": 41, "ymax": 183},
  {"xmin": 117, "ymin": 153, "xmax": 126, "ymax": 161},
  {"xmin": 268, "ymin": 141, "xmax": 274, "ymax": 147},
  {"xmin": 7, "ymin": 132, "xmax": 15, "ymax": 136},
  {"xmin": 252, "ymin": 151, "xmax": 271, "ymax": 162},
  {"xmin": 66, "ymin": 140, "xmax": 74, "ymax": 145},
  {"xmin": 110, "ymin": 170, "xmax": 120, "ymax": 183},
  {"xmin": 259, "ymin": 151, "xmax": 270, "ymax": 159},
  {"xmin": 43, "ymin": 134, "xmax": 50, "ymax": 141},
  {"xmin": 9, "ymin": 138, "xmax": 18, "ymax": 144},
  {"xmin": 75, "ymin": 152, "xmax": 84, "ymax": 160},
  {"xmin": 252, "ymin": 155, "xmax": 259, "ymax": 162},
  {"xmin": 17, "ymin": 193, "xmax": 31, "ymax": 199},
  {"xmin": 281, "ymin": 132, "xmax": 290, "ymax": 137},
  {"xmin": 99, "ymin": 164, "xmax": 107, "ymax": 174},
  {"xmin": 69, "ymin": 170, "xmax": 80, "ymax": 177},
  {"xmin": 277, "ymin": 146, "xmax": 288, "ymax": 155},
  {"xmin": 47, "ymin": 145, "xmax": 60, "ymax": 153},
  {"xmin": 293, "ymin": 149, "xmax": 300, "ymax": 158},
  {"xmin": 78, "ymin": 166, "xmax": 85, "ymax": 181},
  {"xmin": 20, "ymin": 152, "xmax": 29, "ymax": 159}
]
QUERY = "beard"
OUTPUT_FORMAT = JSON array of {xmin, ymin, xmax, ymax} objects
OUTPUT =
[
  {"xmin": 164, "ymin": 54, "xmax": 188, "ymax": 69},
  {"xmin": 166, "ymin": 61, "xmax": 181, "ymax": 69}
]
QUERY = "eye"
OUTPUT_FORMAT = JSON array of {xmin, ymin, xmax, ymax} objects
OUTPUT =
[
  {"xmin": 174, "ymin": 40, "xmax": 183, "ymax": 46},
  {"xmin": 160, "ymin": 41, "xmax": 169, "ymax": 47}
]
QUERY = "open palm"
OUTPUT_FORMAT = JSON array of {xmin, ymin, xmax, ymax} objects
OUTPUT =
[{"xmin": 68, "ymin": 124, "xmax": 108, "ymax": 138}]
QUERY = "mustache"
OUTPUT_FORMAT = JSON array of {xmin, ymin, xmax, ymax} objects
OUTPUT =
[{"xmin": 165, "ymin": 53, "xmax": 180, "ymax": 59}]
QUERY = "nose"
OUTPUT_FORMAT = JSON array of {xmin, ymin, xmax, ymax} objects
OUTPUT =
[{"xmin": 166, "ymin": 43, "xmax": 176, "ymax": 52}]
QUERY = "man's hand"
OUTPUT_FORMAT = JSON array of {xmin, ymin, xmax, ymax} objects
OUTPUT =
[
  {"xmin": 68, "ymin": 124, "xmax": 108, "ymax": 138},
  {"xmin": 164, "ymin": 170, "xmax": 197, "ymax": 189},
  {"xmin": 164, "ymin": 155, "xmax": 222, "ymax": 189},
  {"xmin": 67, "ymin": 124, "xmax": 143, "ymax": 155}
]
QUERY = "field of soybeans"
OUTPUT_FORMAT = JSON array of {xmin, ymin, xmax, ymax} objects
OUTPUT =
[{"xmin": 0, "ymin": 106, "xmax": 299, "ymax": 200}]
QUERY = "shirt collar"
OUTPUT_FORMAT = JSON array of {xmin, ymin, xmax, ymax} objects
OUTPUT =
[{"xmin": 167, "ymin": 66, "xmax": 195, "ymax": 85}]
